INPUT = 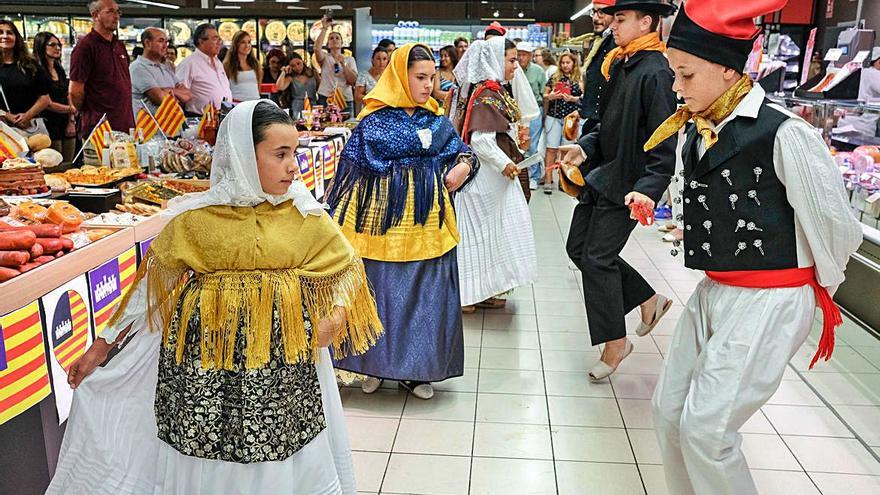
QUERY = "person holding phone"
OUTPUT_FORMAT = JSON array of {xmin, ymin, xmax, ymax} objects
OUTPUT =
[
  {"xmin": 542, "ymin": 52, "xmax": 583, "ymax": 194},
  {"xmin": 313, "ymin": 15, "xmax": 357, "ymax": 114}
]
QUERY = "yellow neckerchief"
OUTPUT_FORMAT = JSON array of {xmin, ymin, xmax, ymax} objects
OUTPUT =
[
  {"xmin": 108, "ymin": 201, "xmax": 383, "ymax": 371},
  {"xmin": 600, "ymin": 32, "xmax": 666, "ymax": 81},
  {"xmin": 644, "ymin": 75, "xmax": 754, "ymax": 152},
  {"xmin": 358, "ymin": 43, "xmax": 443, "ymax": 120},
  {"xmin": 583, "ymin": 32, "xmax": 607, "ymax": 69}
]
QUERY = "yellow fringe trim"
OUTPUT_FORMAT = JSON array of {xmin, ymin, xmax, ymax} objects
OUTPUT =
[{"xmin": 109, "ymin": 249, "xmax": 384, "ymax": 370}]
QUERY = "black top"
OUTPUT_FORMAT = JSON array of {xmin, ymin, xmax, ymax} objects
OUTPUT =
[
  {"xmin": 545, "ymin": 75, "xmax": 583, "ymax": 120},
  {"xmin": 40, "ymin": 63, "xmax": 70, "ymax": 140},
  {"xmin": 579, "ymin": 34, "xmax": 616, "ymax": 123},
  {"xmin": 0, "ymin": 62, "xmax": 50, "ymax": 115},
  {"xmin": 680, "ymin": 100, "xmax": 797, "ymax": 271},
  {"xmin": 577, "ymin": 50, "xmax": 677, "ymax": 205}
]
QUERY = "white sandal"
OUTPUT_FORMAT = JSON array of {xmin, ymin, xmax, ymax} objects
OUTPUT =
[
  {"xmin": 635, "ymin": 294, "xmax": 673, "ymax": 337},
  {"xmin": 589, "ymin": 339, "xmax": 633, "ymax": 382}
]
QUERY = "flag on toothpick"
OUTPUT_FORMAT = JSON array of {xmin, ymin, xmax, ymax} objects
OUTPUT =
[
  {"xmin": 90, "ymin": 118, "xmax": 113, "ymax": 160},
  {"xmin": 153, "ymin": 93, "xmax": 185, "ymax": 137},
  {"xmin": 303, "ymin": 97, "xmax": 312, "ymax": 112},
  {"xmin": 196, "ymin": 104, "xmax": 214, "ymax": 140},
  {"xmin": 135, "ymin": 108, "xmax": 159, "ymax": 141},
  {"xmin": 328, "ymin": 86, "xmax": 347, "ymax": 109}
]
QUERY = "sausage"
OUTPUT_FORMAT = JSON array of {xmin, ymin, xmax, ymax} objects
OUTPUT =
[
  {"xmin": 35, "ymin": 238, "xmax": 64, "ymax": 253},
  {"xmin": 60, "ymin": 237, "xmax": 74, "ymax": 251},
  {"xmin": 0, "ymin": 266, "xmax": 18, "ymax": 282},
  {"xmin": 0, "ymin": 224, "xmax": 62, "ymax": 238},
  {"xmin": 0, "ymin": 251, "xmax": 31, "ymax": 267},
  {"xmin": 33, "ymin": 256, "xmax": 56, "ymax": 264},
  {"xmin": 18, "ymin": 261, "xmax": 42, "ymax": 273},
  {"xmin": 0, "ymin": 231, "xmax": 36, "ymax": 250},
  {"xmin": 29, "ymin": 243, "xmax": 44, "ymax": 260}
]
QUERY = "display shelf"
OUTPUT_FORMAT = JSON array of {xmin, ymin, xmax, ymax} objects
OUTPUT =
[{"xmin": 0, "ymin": 226, "xmax": 134, "ymax": 316}]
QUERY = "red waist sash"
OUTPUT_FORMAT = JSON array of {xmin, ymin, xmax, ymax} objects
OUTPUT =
[{"xmin": 705, "ymin": 267, "xmax": 842, "ymax": 369}]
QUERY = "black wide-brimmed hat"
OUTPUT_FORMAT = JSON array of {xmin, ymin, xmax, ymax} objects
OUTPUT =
[
  {"xmin": 602, "ymin": 0, "xmax": 677, "ymax": 17},
  {"xmin": 667, "ymin": 0, "xmax": 788, "ymax": 71}
]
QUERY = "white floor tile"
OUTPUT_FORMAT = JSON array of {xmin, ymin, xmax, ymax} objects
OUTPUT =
[
  {"xmin": 800, "ymin": 372, "xmax": 880, "ymax": 406},
  {"xmin": 472, "ymin": 422, "xmax": 553, "ymax": 460},
  {"xmin": 381, "ymin": 453, "xmax": 470, "ymax": 495},
  {"xmin": 391, "ymin": 419, "xmax": 473, "ymax": 456},
  {"xmin": 476, "ymin": 393, "xmax": 549, "ymax": 425},
  {"xmin": 619, "ymin": 398, "xmax": 655, "ymax": 429},
  {"xmin": 480, "ymin": 347, "xmax": 544, "ymax": 371},
  {"xmin": 401, "ymin": 391, "xmax": 476, "ymax": 422},
  {"xmin": 541, "ymin": 349, "xmax": 597, "ymax": 372},
  {"xmin": 547, "ymin": 396, "xmax": 624, "ymax": 428},
  {"xmin": 784, "ymin": 436, "xmax": 880, "ymax": 475},
  {"xmin": 556, "ymin": 461, "xmax": 646, "ymax": 495},
  {"xmin": 345, "ymin": 416, "xmax": 399, "ymax": 452},
  {"xmin": 551, "ymin": 426, "xmax": 635, "ymax": 463},
  {"xmin": 544, "ymin": 371, "xmax": 615, "ymax": 398},
  {"xmin": 629, "ymin": 428, "xmax": 663, "ymax": 464},
  {"xmin": 539, "ymin": 332, "xmax": 591, "ymax": 351},
  {"xmin": 483, "ymin": 313, "xmax": 539, "ymax": 331},
  {"xmin": 741, "ymin": 433, "xmax": 802, "ymax": 471},
  {"xmin": 640, "ymin": 464, "xmax": 670, "ymax": 495},
  {"xmin": 536, "ymin": 315, "xmax": 590, "ymax": 333},
  {"xmin": 478, "ymin": 369, "xmax": 546, "ymax": 396},
  {"xmin": 766, "ymin": 380, "xmax": 825, "ymax": 406},
  {"xmin": 763, "ymin": 404, "xmax": 854, "ymax": 438},
  {"xmin": 432, "ymin": 369, "xmax": 479, "ymax": 394},
  {"xmin": 609, "ymin": 373, "xmax": 660, "ymax": 400},
  {"xmin": 481, "ymin": 329, "xmax": 540, "ymax": 349},
  {"xmin": 615, "ymin": 352, "xmax": 665, "ymax": 375},
  {"xmin": 340, "ymin": 388, "xmax": 407, "ymax": 418},
  {"xmin": 750, "ymin": 470, "xmax": 821, "ymax": 495},
  {"xmin": 809, "ymin": 472, "xmax": 880, "ymax": 495},
  {"xmin": 470, "ymin": 457, "xmax": 556, "ymax": 495},
  {"xmin": 833, "ymin": 405, "xmax": 880, "ymax": 447},
  {"xmin": 351, "ymin": 451, "xmax": 389, "ymax": 493}
]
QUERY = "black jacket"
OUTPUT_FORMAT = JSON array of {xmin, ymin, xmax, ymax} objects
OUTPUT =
[
  {"xmin": 578, "ymin": 33, "xmax": 616, "ymax": 124},
  {"xmin": 577, "ymin": 50, "xmax": 677, "ymax": 205}
]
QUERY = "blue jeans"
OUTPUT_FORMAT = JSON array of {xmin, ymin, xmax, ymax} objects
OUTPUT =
[{"xmin": 527, "ymin": 110, "xmax": 544, "ymax": 182}]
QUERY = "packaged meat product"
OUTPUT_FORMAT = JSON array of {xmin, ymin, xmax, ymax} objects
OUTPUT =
[
  {"xmin": 17, "ymin": 201, "xmax": 49, "ymax": 223},
  {"xmin": 46, "ymin": 201, "xmax": 84, "ymax": 233},
  {"xmin": 0, "ymin": 251, "xmax": 30, "ymax": 267}
]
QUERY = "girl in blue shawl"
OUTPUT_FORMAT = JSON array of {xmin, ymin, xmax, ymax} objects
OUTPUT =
[{"xmin": 326, "ymin": 44, "xmax": 478, "ymax": 400}]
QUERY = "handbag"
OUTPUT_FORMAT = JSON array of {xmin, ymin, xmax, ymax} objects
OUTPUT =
[
  {"xmin": 563, "ymin": 112, "xmax": 580, "ymax": 142},
  {"xmin": 557, "ymin": 161, "xmax": 585, "ymax": 198},
  {"xmin": 10, "ymin": 117, "xmax": 49, "ymax": 139}
]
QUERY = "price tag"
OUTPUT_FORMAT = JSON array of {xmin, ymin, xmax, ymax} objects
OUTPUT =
[
  {"xmin": 825, "ymin": 48, "xmax": 844, "ymax": 62},
  {"xmin": 852, "ymin": 50, "xmax": 870, "ymax": 65}
]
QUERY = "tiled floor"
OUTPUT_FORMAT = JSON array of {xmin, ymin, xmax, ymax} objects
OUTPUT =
[{"xmin": 341, "ymin": 192, "xmax": 880, "ymax": 495}]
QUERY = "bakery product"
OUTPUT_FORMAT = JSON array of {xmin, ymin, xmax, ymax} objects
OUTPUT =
[
  {"xmin": 0, "ymin": 160, "xmax": 49, "ymax": 196},
  {"xmin": 27, "ymin": 134, "xmax": 51, "ymax": 152}
]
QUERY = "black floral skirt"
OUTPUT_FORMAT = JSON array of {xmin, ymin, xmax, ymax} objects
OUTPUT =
[{"xmin": 155, "ymin": 284, "xmax": 326, "ymax": 464}]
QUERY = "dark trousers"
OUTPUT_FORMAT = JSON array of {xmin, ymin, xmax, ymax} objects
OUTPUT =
[{"xmin": 566, "ymin": 185, "xmax": 655, "ymax": 346}]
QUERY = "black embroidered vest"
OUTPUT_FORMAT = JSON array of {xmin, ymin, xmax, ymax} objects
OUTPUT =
[{"xmin": 679, "ymin": 101, "xmax": 798, "ymax": 271}]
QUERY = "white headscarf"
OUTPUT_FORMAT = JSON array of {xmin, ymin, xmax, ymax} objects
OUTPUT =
[
  {"xmin": 454, "ymin": 37, "xmax": 507, "ymax": 101},
  {"xmin": 162, "ymin": 99, "xmax": 326, "ymax": 219},
  {"xmin": 452, "ymin": 37, "xmax": 540, "ymax": 123}
]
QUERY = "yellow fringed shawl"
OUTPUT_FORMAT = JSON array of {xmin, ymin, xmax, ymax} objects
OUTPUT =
[{"xmin": 108, "ymin": 201, "xmax": 384, "ymax": 370}]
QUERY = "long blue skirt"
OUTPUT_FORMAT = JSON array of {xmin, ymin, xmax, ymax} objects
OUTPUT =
[{"xmin": 334, "ymin": 249, "xmax": 465, "ymax": 382}]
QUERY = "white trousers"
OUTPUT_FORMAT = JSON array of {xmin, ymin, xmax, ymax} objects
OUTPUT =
[{"xmin": 652, "ymin": 277, "xmax": 815, "ymax": 495}]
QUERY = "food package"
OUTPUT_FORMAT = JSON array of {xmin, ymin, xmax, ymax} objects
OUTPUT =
[
  {"xmin": 17, "ymin": 201, "xmax": 49, "ymax": 223},
  {"xmin": 109, "ymin": 141, "xmax": 134, "ymax": 169},
  {"xmin": 27, "ymin": 133, "xmax": 52, "ymax": 152},
  {"xmin": 34, "ymin": 148, "xmax": 63, "ymax": 168},
  {"xmin": 0, "ymin": 121, "xmax": 28, "ymax": 156},
  {"xmin": 46, "ymin": 201, "xmax": 84, "ymax": 233}
]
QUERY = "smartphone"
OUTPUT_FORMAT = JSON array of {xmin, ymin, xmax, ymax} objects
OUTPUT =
[
  {"xmin": 554, "ymin": 81, "xmax": 571, "ymax": 95},
  {"xmin": 324, "ymin": 8, "xmax": 334, "ymax": 21}
]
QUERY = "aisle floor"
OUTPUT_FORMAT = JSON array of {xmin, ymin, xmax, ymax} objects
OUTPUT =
[{"xmin": 341, "ymin": 192, "xmax": 880, "ymax": 495}]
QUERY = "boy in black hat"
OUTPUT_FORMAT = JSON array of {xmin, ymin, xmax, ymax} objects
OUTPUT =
[
  {"xmin": 560, "ymin": 0, "xmax": 678, "ymax": 381},
  {"xmin": 645, "ymin": 1, "xmax": 863, "ymax": 493}
]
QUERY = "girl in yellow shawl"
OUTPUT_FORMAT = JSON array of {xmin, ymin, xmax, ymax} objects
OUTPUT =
[{"xmin": 47, "ymin": 100, "xmax": 382, "ymax": 495}]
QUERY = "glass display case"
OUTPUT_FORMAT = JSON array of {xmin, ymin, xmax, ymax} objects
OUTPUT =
[{"xmin": 118, "ymin": 17, "xmax": 162, "ymax": 58}]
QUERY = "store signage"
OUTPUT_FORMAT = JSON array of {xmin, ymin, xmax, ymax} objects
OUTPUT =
[
  {"xmin": 852, "ymin": 50, "xmax": 870, "ymax": 65},
  {"xmin": 42, "ymin": 276, "xmax": 93, "ymax": 424},
  {"xmin": 826, "ymin": 0, "xmax": 835, "ymax": 19},
  {"xmin": 825, "ymin": 48, "xmax": 844, "ymax": 62},
  {"xmin": 139, "ymin": 235, "xmax": 155, "ymax": 259},
  {"xmin": 0, "ymin": 301, "xmax": 51, "ymax": 425},
  {"xmin": 88, "ymin": 247, "xmax": 136, "ymax": 338}
]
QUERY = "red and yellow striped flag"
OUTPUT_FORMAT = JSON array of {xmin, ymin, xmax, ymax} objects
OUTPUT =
[
  {"xmin": 303, "ymin": 97, "xmax": 312, "ymax": 112},
  {"xmin": 154, "ymin": 93, "xmax": 185, "ymax": 137},
  {"xmin": 135, "ymin": 108, "xmax": 159, "ymax": 141},
  {"xmin": 0, "ymin": 301, "xmax": 51, "ymax": 425},
  {"xmin": 0, "ymin": 132, "xmax": 19, "ymax": 159},
  {"xmin": 327, "ymin": 87, "xmax": 347, "ymax": 109},
  {"xmin": 90, "ymin": 119, "xmax": 113, "ymax": 160}
]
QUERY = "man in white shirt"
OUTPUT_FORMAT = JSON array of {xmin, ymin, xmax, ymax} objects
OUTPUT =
[
  {"xmin": 174, "ymin": 24, "xmax": 232, "ymax": 115},
  {"xmin": 130, "ymin": 27, "xmax": 191, "ymax": 117},
  {"xmin": 313, "ymin": 16, "xmax": 357, "ymax": 114}
]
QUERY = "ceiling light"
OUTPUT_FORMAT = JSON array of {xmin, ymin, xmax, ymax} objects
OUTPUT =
[
  {"xmin": 571, "ymin": 2, "xmax": 593, "ymax": 21},
  {"xmin": 518, "ymin": 11, "xmax": 524, "ymax": 18},
  {"xmin": 124, "ymin": 0, "xmax": 180, "ymax": 8},
  {"xmin": 481, "ymin": 0, "xmax": 488, "ymax": 3},
  {"xmin": 275, "ymin": 0, "xmax": 301, "ymax": 3},
  {"xmin": 286, "ymin": 5, "xmax": 307, "ymax": 8},
  {"xmin": 216, "ymin": 4, "xmax": 241, "ymax": 8},
  {"xmin": 220, "ymin": 0, "xmax": 255, "ymax": 3},
  {"xmin": 493, "ymin": 10, "xmax": 500, "ymax": 17}
]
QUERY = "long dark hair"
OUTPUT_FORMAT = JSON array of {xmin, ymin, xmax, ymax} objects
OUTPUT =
[
  {"xmin": 32, "ymin": 31, "xmax": 65, "ymax": 79},
  {"xmin": 263, "ymin": 48, "xmax": 287, "ymax": 74},
  {"xmin": 287, "ymin": 51, "xmax": 315, "ymax": 78},
  {"xmin": 223, "ymin": 30, "xmax": 262, "ymax": 83},
  {"xmin": 0, "ymin": 21, "xmax": 39, "ymax": 76},
  {"xmin": 407, "ymin": 45, "xmax": 434, "ymax": 67},
  {"xmin": 252, "ymin": 101, "xmax": 293, "ymax": 147},
  {"xmin": 439, "ymin": 45, "xmax": 459, "ymax": 70}
]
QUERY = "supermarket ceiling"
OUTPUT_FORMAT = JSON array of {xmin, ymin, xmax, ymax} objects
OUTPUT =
[{"xmin": 3, "ymin": 1, "xmax": 573, "ymax": 22}]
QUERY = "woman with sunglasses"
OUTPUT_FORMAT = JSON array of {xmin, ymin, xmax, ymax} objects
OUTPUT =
[
  {"xmin": 33, "ymin": 31, "xmax": 76, "ymax": 162},
  {"xmin": 313, "ymin": 15, "xmax": 357, "ymax": 115}
]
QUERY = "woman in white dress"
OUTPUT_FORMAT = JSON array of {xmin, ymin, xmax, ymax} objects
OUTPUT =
[
  {"xmin": 452, "ymin": 37, "xmax": 538, "ymax": 310},
  {"xmin": 223, "ymin": 30, "xmax": 261, "ymax": 102},
  {"xmin": 46, "ymin": 100, "xmax": 383, "ymax": 495}
]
